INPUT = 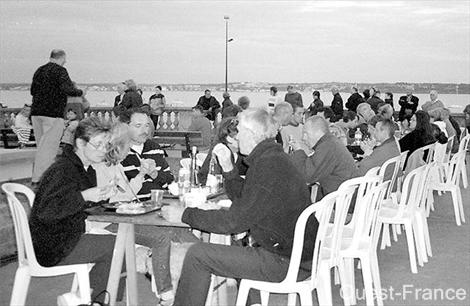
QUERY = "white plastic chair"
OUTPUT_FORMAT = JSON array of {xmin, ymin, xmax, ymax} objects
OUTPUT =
[
  {"xmin": 1, "ymin": 183, "xmax": 92, "ymax": 306},
  {"xmin": 376, "ymin": 165, "xmax": 430, "ymax": 273},
  {"xmin": 457, "ymin": 134, "xmax": 469, "ymax": 188},
  {"xmin": 180, "ymin": 158, "xmax": 191, "ymax": 169},
  {"xmin": 196, "ymin": 153, "xmax": 208, "ymax": 168},
  {"xmin": 339, "ymin": 181, "xmax": 390, "ymax": 306},
  {"xmin": 235, "ymin": 186, "xmax": 356, "ymax": 306},
  {"xmin": 428, "ymin": 152, "xmax": 466, "ymax": 226}
]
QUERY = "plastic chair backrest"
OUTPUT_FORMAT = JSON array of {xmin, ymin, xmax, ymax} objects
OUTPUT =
[
  {"xmin": 444, "ymin": 136, "xmax": 455, "ymax": 162},
  {"xmin": 1, "ymin": 183, "xmax": 40, "ymax": 269},
  {"xmin": 350, "ymin": 181, "xmax": 390, "ymax": 250},
  {"xmin": 398, "ymin": 165, "xmax": 427, "ymax": 213},
  {"xmin": 365, "ymin": 166, "xmax": 380, "ymax": 177},
  {"xmin": 458, "ymin": 134, "xmax": 470, "ymax": 153},
  {"xmin": 420, "ymin": 143, "xmax": 436, "ymax": 164},
  {"xmin": 378, "ymin": 155, "xmax": 401, "ymax": 198},
  {"xmin": 196, "ymin": 153, "xmax": 208, "ymax": 167},
  {"xmin": 433, "ymin": 142, "xmax": 447, "ymax": 163},
  {"xmin": 180, "ymin": 158, "xmax": 191, "ymax": 169},
  {"xmin": 446, "ymin": 151, "xmax": 464, "ymax": 186},
  {"xmin": 399, "ymin": 151, "xmax": 409, "ymax": 171},
  {"xmin": 460, "ymin": 128, "xmax": 467, "ymax": 142}
]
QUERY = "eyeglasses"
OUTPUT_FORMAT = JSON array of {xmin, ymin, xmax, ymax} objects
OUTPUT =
[{"xmin": 88, "ymin": 141, "xmax": 108, "ymax": 151}]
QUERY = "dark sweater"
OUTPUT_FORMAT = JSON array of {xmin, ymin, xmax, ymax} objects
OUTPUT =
[
  {"xmin": 30, "ymin": 62, "xmax": 83, "ymax": 118},
  {"xmin": 121, "ymin": 89, "xmax": 143, "ymax": 109},
  {"xmin": 346, "ymin": 92, "xmax": 364, "ymax": 112},
  {"xmin": 196, "ymin": 96, "xmax": 220, "ymax": 121},
  {"xmin": 398, "ymin": 95, "xmax": 419, "ymax": 120},
  {"xmin": 331, "ymin": 93, "xmax": 344, "ymax": 122},
  {"xmin": 367, "ymin": 96, "xmax": 384, "ymax": 113},
  {"xmin": 284, "ymin": 92, "xmax": 304, "ymax": 108},
  {"xmin": 182, "ymin": 139, "xmax": 318, "ymax": 260},
  {"xmin": 29, "ymin": 147, "xmax": 96, "ymax": 267}
]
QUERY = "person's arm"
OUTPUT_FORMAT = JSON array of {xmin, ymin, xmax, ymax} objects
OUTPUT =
[
  {"xmin": 30, "ymin": 70, "xmax": 40, "ymax": 96},
  {"xmin": 291, "ymin": 144, "xmax": 336, "ymax": 184},
  {"xmin": 58, "ymin": 68, "xmax": 83, "ymax": 97}
]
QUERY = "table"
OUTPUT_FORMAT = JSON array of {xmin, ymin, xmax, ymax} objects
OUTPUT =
[{"xmin": 86, "ymin": 198, "xmax": 189, "ymax": 306}]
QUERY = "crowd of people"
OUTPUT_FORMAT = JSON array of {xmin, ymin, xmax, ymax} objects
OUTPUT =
[{"xmin": 4, "ymin": 48, "xmax": 469, "ymax": 305}]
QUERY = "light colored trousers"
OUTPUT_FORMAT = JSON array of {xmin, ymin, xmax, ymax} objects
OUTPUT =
[{"xmin": 31, "ymin": 116, "xmax": 64, "ymax": 183}]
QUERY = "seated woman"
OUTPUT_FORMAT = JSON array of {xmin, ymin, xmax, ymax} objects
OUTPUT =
[
  {"xmin": 399, "ymin": 110, "xmax": 447, "ymax": 167},
  {"xmin": 429, "ymin": 107, "xmax": 460, "ymax": 152},
  {"xmin": 29, "ymin": 117, "xmax": 119, "ymax": 304},
  {"xmin": 93, "ymin": 121, "xmax": 199, "ymax": 306},
  {"xmin": 198, "ymin": 117, "xmax": 248, "ymax": 185}
]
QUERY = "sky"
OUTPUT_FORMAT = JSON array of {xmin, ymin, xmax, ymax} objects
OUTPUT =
[{"xmin": 0, "ymin": 0, "xmax": 469, "ymax": 84}]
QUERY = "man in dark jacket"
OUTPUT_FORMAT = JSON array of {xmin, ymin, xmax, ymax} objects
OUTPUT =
[
  {"xmin": 167, "ymin": 108, "xmax": 319, "ymax": 306},
  {"xmin": 330, "ymin": 86, "xmax": 344, "ymax": 122},
  {"xmin": 196, "ymin": 89, "xmax": 220, "ymax": 121},
  {"xmin": 305, "ymin": 90, "xmax": 324, "ymax": 118},
  {"xmin": 398, "ymin": 86, "xmax": 419, "ymax": 121},
  {"xmin": 367, "ymin": 87, "xmax": 385, "ymax": 113},
  {"xmin": 30, "ymin": 49, "xmax": 83, "ymax": 184},
  {"xmin": 284, "ymin": 85, "xmax": 304, "ymax": 108},
  {"xmin": 345, "ymin": 86, "xmax": 364, "ymax": 112}
]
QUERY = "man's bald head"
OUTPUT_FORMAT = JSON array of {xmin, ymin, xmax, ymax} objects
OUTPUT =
[
  {"xmin": 302, "ymin": 115, "xmax": 329, "ymax": 148},
  {"xmin": 273, "ymin": 102, "xmax": 293, "ymax": 126}
]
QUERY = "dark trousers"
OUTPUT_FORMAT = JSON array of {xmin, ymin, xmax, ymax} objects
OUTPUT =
[
  {"xmin": 174, "ymin": 242, "xmax": 309, "ymax": 306},
  {"xmin": 57, "ymin": 234, "xmax": 120, "ymax": 303}
]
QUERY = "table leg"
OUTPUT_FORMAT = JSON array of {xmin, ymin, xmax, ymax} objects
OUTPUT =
[
  {"xmin": 125, "ymin": 224, "xmax": 138, "ymax": 305},
  {"xmin": 107, "ymin": 224, "xmax": 128, "ymax": 306}
]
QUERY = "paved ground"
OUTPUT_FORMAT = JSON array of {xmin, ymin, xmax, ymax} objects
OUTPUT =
[{"xmin": 0, "ymin": 157, "xmax": 469, "ymax": 305}]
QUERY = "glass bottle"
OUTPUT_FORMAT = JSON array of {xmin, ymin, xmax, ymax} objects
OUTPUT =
[
  {"xmin": 287, "ymin": 135, "xmax": 294, "ymax": 154},
  {"xmin": 189, "ymin": 146, "xmax": 199, "ymax": 189}
]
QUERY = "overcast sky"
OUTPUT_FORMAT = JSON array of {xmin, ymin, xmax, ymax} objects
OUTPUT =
[{"xmin": 0, "ymin": 0, "xmax": 469, "ymax": 84}]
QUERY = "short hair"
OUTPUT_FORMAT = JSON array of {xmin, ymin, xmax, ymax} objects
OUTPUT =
[
  {"xmin": 385, "ymin": 92, "xmax": 393, "ymax": 99},
  {"xmin": 204, "ymin": 89, "xmax": 211, "ymax": 94},
  {"xmin": 363, "ymin": 89, "xmax": 370, "ymax": 99},
  {"xmin": 124, "ymin": 79, "xmax": 137, "ymax": 91},
  {"xmin": 342, "ymin": 110, "xmax": 358, "ymax": 123},
  {"xmin": 119, "ymin": 107, "xmax": 149, "ymax": 124},
  {"xmin": 323, "ymin": 107, "xmax": 335, "ymax": 121},
  {"xmin": 376, "ymin": 118, "xmax": 397, "ymax": 138},
  {"xmin": 270, "ymin": 86, "xmax": 278, "ymax": 94},
  {"xmin": 378, "ymin": 104, "xmax": 393, "ymax": 116},
  {"xmin": 430, "ymin": 90, "xmax": 438, "ymax": 96},
  {"xmin": 357, "ymin": 103, "xmax": 372, "ymax": 116},
  {"xmin": 274, "ymin": 102, "xmax": 293, "ymax": 117},
  {"xmin": 192, "ymin": 105, "xmax": 204, "ymax": 113},
  {"xmin": 287, "ymin": 85, "xmax": 294, "ymax": 90},
  {"xmin": 238, "ymin": 96, "xmax": 250, "ymax": 110},
  {"xmin": 352, "ymin": 86, "xmax": 358, "ymax": 92},
  {"xmin": 155, "ymin": 85, "xmax": 162, "ymax": 90},
  {"xmin": 222, "ymin": 91, "xmax": 230, "ymax": 98},
  {"xmin": 305, "ymin": 115, "xmax": 329, "ymax": 134},
  {"xmin": 312, "ymin": 90, "xmax": 320, "ymax": 98},
  {"xmin": 331, "ymin": 86, "xmax": 339, "ymax": 92},
  {"xmin": 73, "ymin": 117, "xmax": 111, "ymax": 148},
  {"xmin": 217, "ymin": 117, "xmax": 238, "ymax": 144},
  {"xmin": 222, "ymin": 105, "xmax": 241, "ymax": 118},
  {"xmin": 238, "ymin": 108, "xmax": 277, "ymax": 141},
  {"xmin": 50, "ymin": 49, "xmax": 66, "ymax": 59}
]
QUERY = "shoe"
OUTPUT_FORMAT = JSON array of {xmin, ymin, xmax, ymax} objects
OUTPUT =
[{"xmin": 158, "ymin": 290, "xmax": 175, "ymax": 306}]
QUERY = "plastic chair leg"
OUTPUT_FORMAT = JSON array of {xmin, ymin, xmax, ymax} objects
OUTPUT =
[
  {"xmin": 380, "ymin": 224, "xmax": 391, "ymax": 250},
  {"xmin": 316, "ymin": 265, "xmax": 333, "ymax": 306},
  {"xmin": 75, "ymin": 269, "xmax": 92, "ymax": 304},
  {"xmin": 412, "ymin": 219, "xmax": 426, "ymax": 266},
  {"xmin": 456, "ymin": 187, "xmax": 465, "ymax": 223},
  {"xmin": 450, "ymin": 189, "xmax": 462, "ymax": 226},
  {"xmin": 404, "ymin": 222, "xmax": 418, "ymax": 274},
  {"xmin": 370, "ymin": 253, "xmax": 383, "ymax": 306},
  {"xmin": 422, "ymin": 216, "xmax": 433, "ymax": 258},
  {"xmin": 340, "ymin": 258, "xmax": 356, "ymax": 306},
  {"xmin": 235, "ymin": 282, "xmax": 250, "ymax": 306},
  {"xmin": 10, "ymin": 266, "xmax": 31, "ymax": 306},
  {"xmin": 461, "ymin": 166, "xmax": 468, "ymax": 189},
  {"xmin": 260, "ymin": 290, "xmax": 269, "ymax": 306},
  {"xmin": 360, "ymin": 258, "xmax": 374, "ymax": 306},
  {"xmin": 298, "ymin": 288, "xmax": 313, "ymax": 306},
  {"xmin": 392, "ymin": 225, "xmax": 398, "ymax": 242}
]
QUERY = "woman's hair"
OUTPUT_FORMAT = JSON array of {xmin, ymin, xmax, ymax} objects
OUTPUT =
[
  {"xmin": 73, "ymin": 117, "xmax": 111, "ymax": 148},
  {"xmin": 105, "ymin": 122, "xmax": 131, "ymax": 166},
  {"xmin": 124, "ymin": 79, "xmax": 137, "ymax": 91},
  {"xmin": 217, "ymin": 117, "xmax": 238, "ymax": 145},
  {"xmin": 414, "ymin": 110, "xmax": 435, "ymax": 143}
]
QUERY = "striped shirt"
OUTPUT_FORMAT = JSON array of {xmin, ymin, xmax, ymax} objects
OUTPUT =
[{"xmin": 120, "ymin": 139, "xmax": 174, "ymax": 199}]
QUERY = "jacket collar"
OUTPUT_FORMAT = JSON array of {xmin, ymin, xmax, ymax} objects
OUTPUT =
[
  {"xmin": 244, "ymin": 138, "xmax": 279, "ymax": 167},
  {"xmin": 312, "ymin": 133, "xmax": 334, "ymax": 150}
]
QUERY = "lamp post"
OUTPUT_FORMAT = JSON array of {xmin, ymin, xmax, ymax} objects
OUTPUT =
[{"xmin": 224, "ymin": 16, "xmax": 232, "ymax": 93}]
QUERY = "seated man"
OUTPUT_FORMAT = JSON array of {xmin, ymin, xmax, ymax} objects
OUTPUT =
[
  {"xmin": 165, "ymin": 108, "xmax": 319, "ymax": 306},
  {"xmin": 272, "ymin": 102, "xmax": 293, "ymax": 146},
  {"xmin": 357, "ymin": 118, "xmax": 400, "ymax": 179},
  {"xmin": 280, "ymin": 104, "xmax": 304, "ymax": 153},
  {"xmin": 291, "ymin": 116, "xmax": 358, "ymax": 199},
  {"xmin": 188, "ymin": 105, "xmax": 212, "ymax": 151},
  {"xmin": 330, "ymin": 110, "xmax": 359, "ymax": 146},
  {"xmin": 116, "ymin": 108, "xmax": 198, "ymax": 305}
]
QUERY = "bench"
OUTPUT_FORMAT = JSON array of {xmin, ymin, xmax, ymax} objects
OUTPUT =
[
  {"xmin": 154, "ymin": 130, "xmax": 203, "ymax": 157},
  {"xmin": 0, "ymin": 128, "xmax": 36, "ymax": 149}
]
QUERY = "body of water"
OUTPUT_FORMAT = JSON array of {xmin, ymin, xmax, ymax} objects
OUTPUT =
[{"xmin": 1, "ymin": 90, "xmax": 469, "ymax": 113}]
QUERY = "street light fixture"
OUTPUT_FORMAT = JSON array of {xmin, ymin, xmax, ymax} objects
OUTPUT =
[{"xmin": 224, "ymin": 16, "xmax": 233, "ymax": 93}]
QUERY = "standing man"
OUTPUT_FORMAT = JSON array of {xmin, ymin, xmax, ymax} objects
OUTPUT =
[
  {"xmin": 345, "ymin": 86, "xmax": 364, "ymax": 113},
  {"xmin": 167, "ymin": 108, "xmax": 318, "ymax": 306},
  {"xmin": 398, "ymin": 86, "xmax": 419, "ymax": 121},
  {"xmin": 284, "ymin": 85, "xmax": 303, "ymax": 108},
  {"xmin": 30, "ymin": 49, "xmax": 84, "ymax": 185},
  {"xmin": 196, "ymin": 89, "xmax": 220, "ymax": 121},
  {"xmin": 330, "ymin": 86, "xmax": 344, "ymax": 122},
  {"xmin": 114, "ymin": 82, "xmax": 127, "ymax": 107},
  {"xmin": 267, "ymin": 86, "xmax": 283, "ymax": 113}
]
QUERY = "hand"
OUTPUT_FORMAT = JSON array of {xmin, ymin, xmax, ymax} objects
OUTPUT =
[
  {"xmin": 140, "ymin": 159, "xmax": 156, "ymax": 176},
  {"xmin": 161, "ymin": 205, "xmax": 185, "ymax": 223},
  {"xmin": 360, "ymin": 139, "xmax": 375, "ymax": 156},
  {"xmin": 291, "ymin": 140, "xmax": 310, "ymax": 153},
  {"xmin": 212, "ymin": 143, "xmax": 234, "ymax": 172},
  {"xmin": 81, "ymin": 185, "xmax": 116, "ymax": 203}
]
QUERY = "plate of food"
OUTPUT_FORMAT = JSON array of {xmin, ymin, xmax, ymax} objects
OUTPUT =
[{"xmin": 101, "ymin": 201, "xmax": 161, "ymax": 215}]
